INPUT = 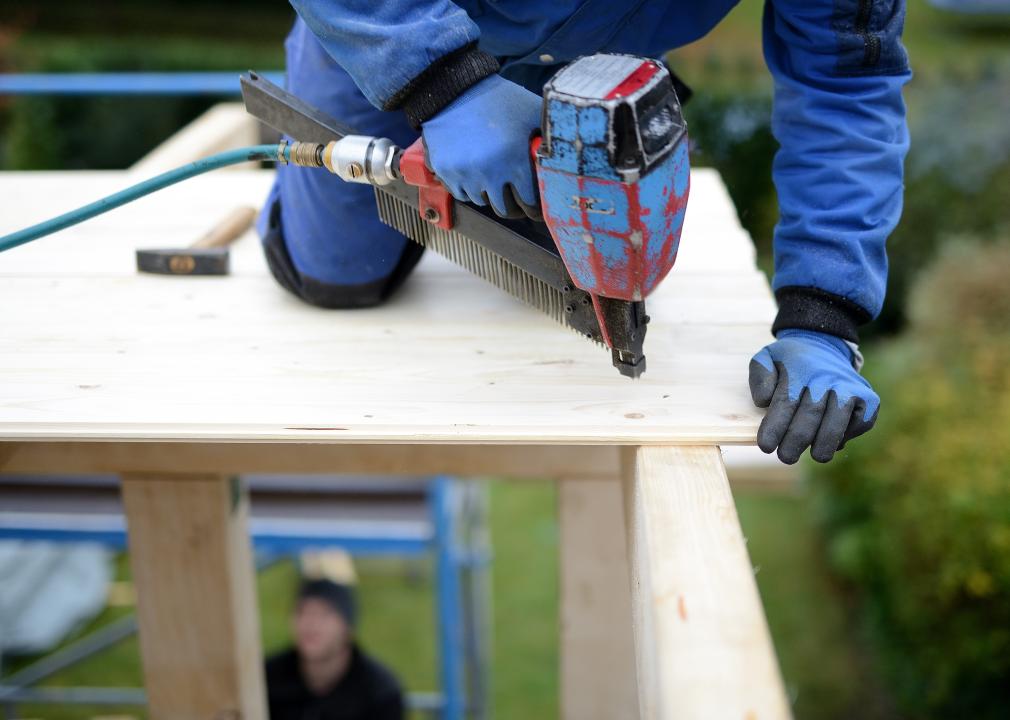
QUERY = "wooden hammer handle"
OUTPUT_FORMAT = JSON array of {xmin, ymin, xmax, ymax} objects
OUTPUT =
[{"xmin": 191, "ymin": 206, "xmax": 258, "ymax": 249}]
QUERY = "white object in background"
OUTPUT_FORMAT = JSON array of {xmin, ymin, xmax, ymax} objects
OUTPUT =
[{"xmin": 0, "ymin": 541, "xmax": 113, "ymax": 656}]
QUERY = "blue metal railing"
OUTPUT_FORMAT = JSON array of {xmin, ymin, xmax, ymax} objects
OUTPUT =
[
  {"xmin": 432, "ymin": 476, "xmax": 466, "ymax": 720},
  {"xmin": 0, "ymin": 72, "xmax": 285, "ymax": 96}
]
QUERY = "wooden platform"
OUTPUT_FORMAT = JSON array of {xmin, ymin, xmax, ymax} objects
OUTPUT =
[
  {"xmin": 0, "ymin": 170, "xmax": 773, "ymax": 445},
  {"xmin": 0, "ymin": 156, "xmax": 791, "ymax": 719}
]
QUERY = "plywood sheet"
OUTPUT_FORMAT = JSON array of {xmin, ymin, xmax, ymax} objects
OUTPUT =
[{"xmin": 0, "ymin": 169, "xmax": 773, "ymax": 444}]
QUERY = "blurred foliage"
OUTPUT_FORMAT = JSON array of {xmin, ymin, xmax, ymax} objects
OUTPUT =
[
  {"xmin": 679, "ymin": 59, "xmax": 1010, "ymax": 333},
  {"xmin": 0, "ymin": 1, "xmax": 289, "ymax": 40},
  {"xmin": 488, "ymin": 480, "xmax": 558, "ymax": 718},
  {"xmin": 736, "ymin": 490, "xmax": 898, "ymax": 720},
  {"xmin": 668, "ymin": 0, "xmax": 1010, "ymax": 334},
  {"xmin": 0, "ymin": 3, "xmax": 289, "ymax": 169},
  {"xmin": 882, "ymin": 63, "xmax": 1010, "ymax": 333},
  {"xmin": 810, "ymin": 240, "xmax": 1010, "ymax": 718},
  {"xmin": 682, "ymin": 89, "xmax": 778, "ymax": 275}
]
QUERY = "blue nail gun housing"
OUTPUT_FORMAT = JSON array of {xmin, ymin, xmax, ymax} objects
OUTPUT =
[{"xmin": 536, "ymin": 54, "xmax": 690, "ymax": 305}]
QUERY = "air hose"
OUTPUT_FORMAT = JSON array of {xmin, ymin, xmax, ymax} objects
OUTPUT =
[{"xmin": 0, "ymin": 141, "xmax": 331, "ymax": 254}]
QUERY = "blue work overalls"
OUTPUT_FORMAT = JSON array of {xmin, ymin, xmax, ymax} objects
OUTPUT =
[{"xmin": 261, "ymin": 0, "xmax": 909, "ymax": 321}]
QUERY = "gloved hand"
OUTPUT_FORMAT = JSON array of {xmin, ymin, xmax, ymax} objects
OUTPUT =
[
  {"xmin": 749, "ymin": 329, "xmax": 879, "ymax": 464},
  {"xmin": 421, "ymin": 74, "xmax": 542, "ymax": 220}
]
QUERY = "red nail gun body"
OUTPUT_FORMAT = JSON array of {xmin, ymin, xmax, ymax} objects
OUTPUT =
[{"xmin": 241, "ymin": 53, "xmax": 689, "ymax": 378}]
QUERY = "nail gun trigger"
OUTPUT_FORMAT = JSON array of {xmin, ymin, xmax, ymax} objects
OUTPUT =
[{"xmin": 399, "ymin": 138, "xmax": 455, "ymax": 230}]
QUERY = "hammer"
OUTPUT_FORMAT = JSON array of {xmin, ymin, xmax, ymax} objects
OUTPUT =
[{"xmin": 135, "ymin": 206, "xmax": 257, "ymax": 276}]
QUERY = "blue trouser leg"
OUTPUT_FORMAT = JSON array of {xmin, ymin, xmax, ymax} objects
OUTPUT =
[{"xmin": 258, "ymin": 18, "xmax": 421, "ymax": 308}]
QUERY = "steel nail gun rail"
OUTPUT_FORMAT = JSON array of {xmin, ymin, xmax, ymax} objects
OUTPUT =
[{"xmin": 240, "ymin": 54, "xmax": 689, "ymax": 378}]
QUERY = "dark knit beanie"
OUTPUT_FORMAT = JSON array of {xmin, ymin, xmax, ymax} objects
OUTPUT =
[{"xmin": 298, "ymin": 579, "xmax": 357, "ymax": 628}]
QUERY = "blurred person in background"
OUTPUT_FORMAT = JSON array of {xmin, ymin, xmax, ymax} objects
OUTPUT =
[{"xmin": 265, "ymin": 578, "xmax": 404, "ymax": 720}]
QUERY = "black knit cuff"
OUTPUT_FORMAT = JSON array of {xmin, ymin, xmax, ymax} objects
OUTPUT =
[
  {"xmin": 383, "ymin": 42, "xmax": 500, "ymax": 129},
  {"xmin": 772, "ymin": 286, "xmax": 872, "ymax": 344}
]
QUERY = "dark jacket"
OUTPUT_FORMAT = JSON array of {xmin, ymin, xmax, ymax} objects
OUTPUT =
[{"xmin": 265, "ymin": 646, "xmax": 404, "ymax": 720}]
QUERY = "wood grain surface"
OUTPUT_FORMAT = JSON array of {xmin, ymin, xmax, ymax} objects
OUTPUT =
[
  {"xmin": 122, "ymin": 473, "xmax": 266, "ymax": 720},
  {"xmin": 621, "ymin": 446, "xmax": 791, "ymax": 719},
  {"xmin": 0, "ymin": 170, "xmax": 773, "ymax": 444}
]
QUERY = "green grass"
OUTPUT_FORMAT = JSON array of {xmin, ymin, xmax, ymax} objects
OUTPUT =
[
  {"xmin": 487, "ymin": 482, "xmax": 558, "ymax": 720},
  {"xmin": 736, "ymin": 490, "xmax": 898, "ymax": 720}
]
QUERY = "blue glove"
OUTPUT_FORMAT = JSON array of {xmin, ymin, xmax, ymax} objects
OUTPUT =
[
  {"xmin": 749, "ymin": 329, "xmax": 880, "ymax": 464},
  {"xmin": 421, "ymin": 74, "xmax": 541, "ymax": 220}
]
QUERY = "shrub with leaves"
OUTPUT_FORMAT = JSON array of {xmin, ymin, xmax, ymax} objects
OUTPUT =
[
  {"xmin": 681, "ymin": 62, "xmax": 1010, "ymax": 334},
  {"xmin": 682, "ymin": 90, "xmax": 778, "ymax": 269},
  {"xmin": 811, "ymin": 241, "xmax": 1010, "ymax": 718},
  {"xmin": 878, "ymin": 64, "xmax": 1010, "ymax": 333},
  {"xmin": 0, "ymin": 7, "xmax": 288, "ymax": 170}
]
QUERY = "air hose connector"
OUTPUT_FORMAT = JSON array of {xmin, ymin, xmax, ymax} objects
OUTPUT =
[
  {"xmin": 322, "ymin": 135, "xmax": 400, "ymax": 186},
  {"xmin": 289, "ymin": 141, "xmax": 326, "ymax": 168}
]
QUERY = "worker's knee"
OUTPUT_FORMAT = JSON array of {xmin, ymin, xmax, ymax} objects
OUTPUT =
[
  {"xmin": 259, "ymin": 197, "xmax": 424, "ymax": 309},
  {"xmin": 259, "ymin": 17, "xmax": 423, "ymax": 309}
]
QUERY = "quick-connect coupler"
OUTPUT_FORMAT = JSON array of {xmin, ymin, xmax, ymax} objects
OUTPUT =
[
  {"xmin": 324, "ymin": 135, "xmax": 400, "ymax": 186},
  {"xmin": 280, "ymin": 136, "xmax": 400, "ymax": 187}
]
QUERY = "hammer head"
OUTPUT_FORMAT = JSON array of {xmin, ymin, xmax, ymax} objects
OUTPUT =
[{"xmin": 135, "ymin": 247, "xmax": 230, "ymax": 276}]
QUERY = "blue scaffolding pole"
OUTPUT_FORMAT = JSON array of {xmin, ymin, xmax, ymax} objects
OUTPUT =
[
  {"xmin": 0, "ymin": 72, "xmax": 285, "ymax": 96},
  {"xmin": 432, "ymin": 476, "xmax": 465, "ymax": 720}
]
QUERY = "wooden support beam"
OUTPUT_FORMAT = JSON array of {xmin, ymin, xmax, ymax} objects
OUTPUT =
[
  {"xmin": 559, "ymin": 479, "xmax": 639, "ymax": 720},
  {"xmin": 620, "ymin": 446, "xmax": 791, "ymax": 720},
  {"xmin": 0, "ymin": 441, "xmax": 622, "ymax": 480},
  {"xmin": 121, "ymin": 473, "xmax": 266, "ymax": 720}
]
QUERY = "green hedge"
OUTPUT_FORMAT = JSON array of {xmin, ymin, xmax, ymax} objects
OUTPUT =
[
  {"xmin": 810, "ymin": 241, "xmax": 1010, "ymax": 718},
  {"xmin": 0, "ymin": 25, "xmax": 287, "ymax": 170},
  {"xmin": 682, "ymin": 62, "xmax": 1010, "ymax": 334},
  {"xmin": 682, "ymin": 89, "xmax": 778, "ymax": 274}
]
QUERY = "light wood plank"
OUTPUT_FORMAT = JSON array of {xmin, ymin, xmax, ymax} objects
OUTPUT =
[
  {"xmin": 559, "ymin": 479, "xmax": 639, "ymax": 720},
  {"xmin": 121, "ymin": 473, "xmax": 266, "ymax": 720},
  {"xmin": 0, "ymin": 168, "xmax": 772, "ymax": 445},
  {"xmin": 1, "ymin": 442, "xmax": 797, "ymax": 492},
  {"xmin": 0, "ymin": 270, "xmax": 771, "ymax": 443},
  {"xmin": 130, "ymin": 103, "xmax": 260, "ymax": 174},
  {"xmin": 620, "ymin": 446, "xmax": 791, "ymax": 720},
  {"xmin": 0, "ymin": 441, "xmax": 621, "ymax": 479},
  {"xmin": 0, "ymin": 173, "xmax": 272, "ymax": 278}
]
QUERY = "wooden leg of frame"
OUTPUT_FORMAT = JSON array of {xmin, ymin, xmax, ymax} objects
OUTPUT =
[
  {"xmin": 559, "ymin": 478, "xmax": 639, "ymax": 720},
  {"xmin": 121, "ymin": 473, "xmax": 266, "ymax": 720},
  {"xmin": 620, "ymin": 446, "xmax": 791, "ymax": 720}
]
